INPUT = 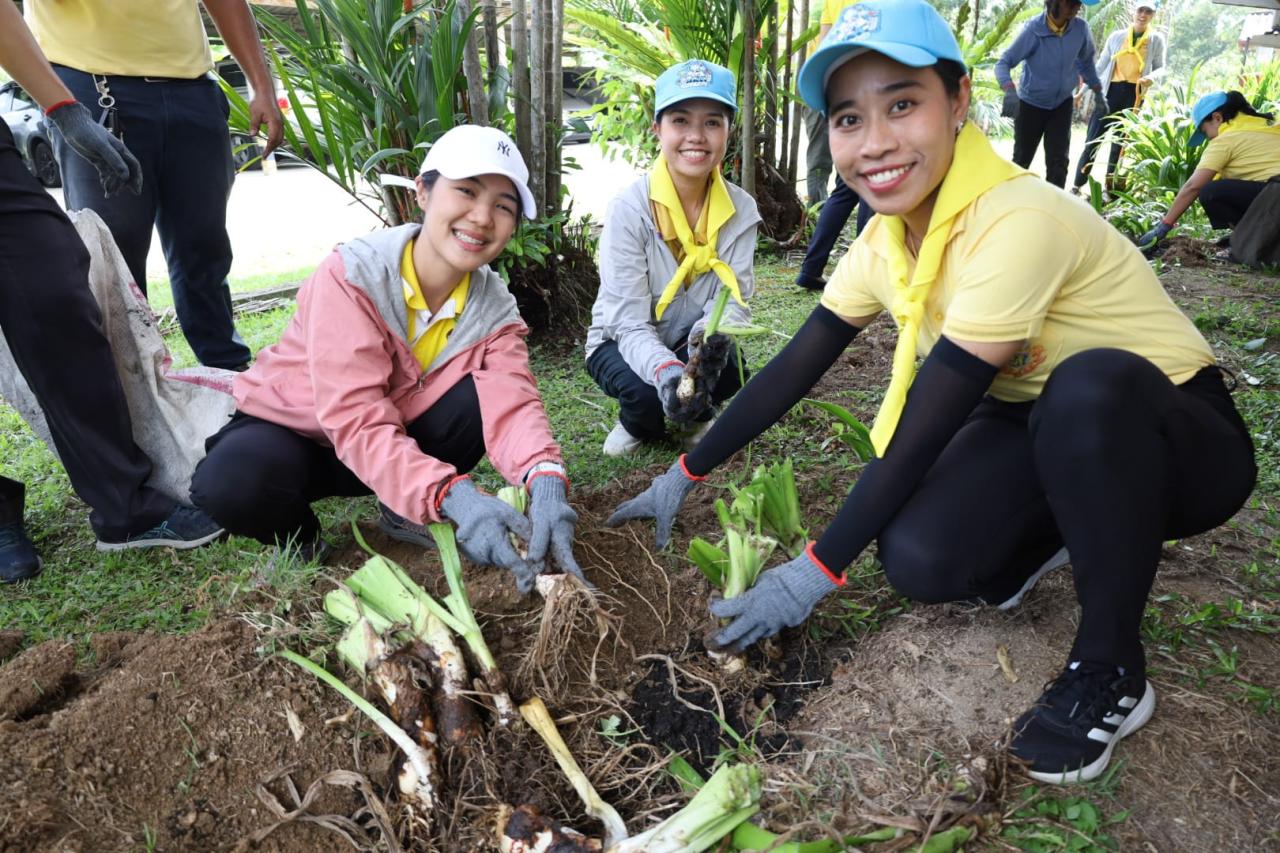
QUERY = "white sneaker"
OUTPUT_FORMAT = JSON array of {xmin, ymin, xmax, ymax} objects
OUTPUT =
[
  {"xmin": 681, "ymin": 414, "xmax": 717, "ymax": 450},
  {"xmin": 997, "ymin": 546, "xmax": 1070, "ymax": 610},
  {"xmin": 602, "ymin": 421, "xmax": 643, "ymax": 457}
]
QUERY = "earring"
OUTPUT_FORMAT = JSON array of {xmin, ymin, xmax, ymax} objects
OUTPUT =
[{"xmin": 955, "ymin": 120, "xmax": 965, "ymax": 136}]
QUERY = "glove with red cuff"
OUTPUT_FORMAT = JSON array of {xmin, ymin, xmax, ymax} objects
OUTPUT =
[
  {"xmin": 709, "ymin": 544, "xmax": 842, "ymax": 651},
  {"xmin": 44, "ymin": 100, "xmax": 142, "ymax": 197}
]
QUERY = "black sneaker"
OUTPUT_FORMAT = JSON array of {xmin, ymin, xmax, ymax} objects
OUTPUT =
[
  {"xmin": 377, "ymin": 503, "xmax": 435, "ymax": 548},
  {"xmin": 0, "ymin": 521, "xmax": 42, "ymax": 583},
  {"xmin": 1009, "ymin": 660, "xmax": 1155, "ymax": 785},
  {"xmin": 95, "ymin": 504, "xmax": 225, "ymax": 552},
  {"xmin": 795, "ymin": 273, "xmax": 826, "ymax": 291}
]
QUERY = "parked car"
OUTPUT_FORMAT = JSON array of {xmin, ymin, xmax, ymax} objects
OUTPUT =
[{"xmin": 0, "ymin": 81, "xmax": 60, "ymax": 187}]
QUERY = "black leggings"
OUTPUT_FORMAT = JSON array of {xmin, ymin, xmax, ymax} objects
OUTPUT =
[
  {"xmin": 878, "ymin": 350, "xmax": 1255, "ymax": 672},
  {"xmin": 191, "ymin": 376, "xmax": 486, "ymax": 545},
  {"xmin": 1199, "ymin": 178, "xmax": 1271, "ymax": 230}
]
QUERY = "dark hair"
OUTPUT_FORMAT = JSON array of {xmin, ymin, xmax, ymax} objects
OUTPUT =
[
  {"xmin": 933, "ymin": 59, "xmax": 968, "ymax": 99},
  {"xmin": 1216, "ymin": 91, "xmax": 1274, "ymax": 123},
  {"xmin": 416, "ymin": 168, "xmax": 522, "ymax": 220}
]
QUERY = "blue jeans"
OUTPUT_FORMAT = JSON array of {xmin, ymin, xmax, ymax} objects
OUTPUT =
[
  {"xmin": 796, "ymin": 175, "xmax": 873, "ymax": 288},
  {"xmin": 50, "ymin": 66, "xmax": 250, "ymax": 369}
]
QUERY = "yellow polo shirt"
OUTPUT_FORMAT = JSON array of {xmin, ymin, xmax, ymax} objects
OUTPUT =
[
  {"xmin": 401, "ymin": 243, "xmax": 469, "ymax": 371},
  {"xmin": 821, "ymin": 177, "xmax": 1214, "ymax": 402},
  {"xmin": 1198, "ymin": 128, "xmax": 1280, "ymax": 182},
  {"xmin": 26, "ymin": 0, "xmax": 213, "ymax": 79},
  {"xmin": 806, "ymin": 0, "xmax": 860, "ymax": 58}
]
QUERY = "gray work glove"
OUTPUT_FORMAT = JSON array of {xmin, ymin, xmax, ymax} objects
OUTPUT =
[
  {"xmin": 605, "ymin": 457, "xmax": 700, "ymax": 549},
  {"xmin": 1001, "ymin": 88, "xmax": 1020, "ymax": 119},
  {"xmin": 710, "ymin": 549, "xmax": 840, "ymax": 651},
  {"xmin": 687, "ymin": 330, "xmax": 732, "ymax": 393},
  {"xmin": 1135, "ymin": 221, "xmax": 1173, "ymax": 251},
  {"xmin": 439, "ymin": 478, "xmax": 536, "ymax": 593},
  {"xmin": 527, "ymin": 475, "xmax": 590, "ymax": 587},
  {"xmin": 44, "ymin": 101, "xmax": 142, "ymax": 197}
]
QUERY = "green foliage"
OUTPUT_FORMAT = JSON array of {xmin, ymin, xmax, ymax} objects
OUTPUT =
[
  {"xmin": 802, "ymin": 398, "xmax": 875, "ymax": 463},
  {"xmin": 1000, "ymin": 784, "xmax": 1130, "ymax": 851},
  {"xmin": 228, "ymin": 0, "xmax": 480, "ymax": 225}
]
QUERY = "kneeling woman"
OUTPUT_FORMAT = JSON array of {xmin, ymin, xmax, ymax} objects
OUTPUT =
[
  {"xmin": 192, "ymin": 126, "xmax": 583, "ymax": 593},
  {"xmin": 609, "ymin": 0, "xmax": 1255, "ymax": 784},
  {"xmin": 1138, "ymin": 90, "xmax": 1279, "ymax": 249}
]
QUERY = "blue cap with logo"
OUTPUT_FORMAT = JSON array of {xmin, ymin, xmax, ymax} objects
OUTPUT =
[
  {"xmin": 654, "ymin": 59, "xmax": 738, "ymax": 119},
  {"xmin": 1188, "ymin": 91, "xmax": 1229, "ymax": 149},
  {"xmin": 798, "ymin": 0, "xmax": 966, "ymax": 113}
]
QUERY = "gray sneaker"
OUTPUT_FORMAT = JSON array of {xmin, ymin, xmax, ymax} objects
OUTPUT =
[
  {"xmin": 96, "ymin": 504, "xmax": 224, "ymax": 552},
  {"xmin": 377, "ymin": 503, "xmax": 436, "ymax": 548}
]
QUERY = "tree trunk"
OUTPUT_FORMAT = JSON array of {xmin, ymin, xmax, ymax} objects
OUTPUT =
[
  {"xmin": 529, "ymin": 0, "xmax": 547, "ymax": 213},
  {"xmin": 788, "ymin": 0, "xmax": 809, "ymax": 189},
  {"xmin": 780, "ymin": 0, "xmax": 793, "ymax": 182},
  {"xmin": 512, "ymin": 0, "xmax": 532, "ymax": 170},
  {"xmin": 459, "ymin": 0, "xmax": 489, "ymax": 125},
  {"xmin": 483, "ymin": 0, "xmax": 501, "ymax": 80},
  {"xmin": 740, "ymin": 1, "xmax": 757, "ymax": 197},
  {"xmin": 540, "ymin": 0, "xmax": 563, "ymax": 215},
  {"xmin": 764, "ymin": 6, "xmax": 778, "ymax": 169}
]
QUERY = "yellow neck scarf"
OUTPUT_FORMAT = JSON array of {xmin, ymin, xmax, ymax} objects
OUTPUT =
[
  {"xmin": 1217, "ymin": 114, "xmax": 1280, "ymax": 140},
  {"xmin": 1113, "ymin": 27, "xmax": 1150, "ymax": 84},
  {"xmin": 649, "ymin": 153, "xmax": 744, "ymax": 320},
  {"xmin": 869, "ymin": 123, "xmax": 1028, "ymax": 456}
]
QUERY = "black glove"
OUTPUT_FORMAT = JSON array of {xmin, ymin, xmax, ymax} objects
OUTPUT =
[
  {"xmin": 656, "ymin": 362, "xmax": 711, "ymax": 425},
  {"xmin": 1001, "ymin": 88, "xmax": 1020, "ymax": 120},
  {"xmin": 44, "ymin": 101, "xmax": 143, "ymax": 197}
]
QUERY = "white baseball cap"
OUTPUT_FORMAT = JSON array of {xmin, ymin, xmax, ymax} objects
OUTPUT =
[{"xmin": 380, "ymin": 124, "xmax": 536, "ymax": 219}]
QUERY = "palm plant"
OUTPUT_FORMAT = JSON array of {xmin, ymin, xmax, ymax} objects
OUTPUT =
[{"xmin": 228, "ymin": 0, "xmax": 479, "ymax": 225}]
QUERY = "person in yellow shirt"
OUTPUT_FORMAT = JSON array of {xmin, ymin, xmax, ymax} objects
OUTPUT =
[
  {"xmin": 610, "ymin": 0, "xmax": 1255, "ymax": 786},
  {"xmin": 1138, "ymin": 90, "xmax": 1280, "ymax": 249},
  {"xmin": 25, "ymin": 0, "xmax": 283, "ymax": 371},
  {"xmin": 1072, "ymin": 2, "xmax": 1167, "ymax": 190}
]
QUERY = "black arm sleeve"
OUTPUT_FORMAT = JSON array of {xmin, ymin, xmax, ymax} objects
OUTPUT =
[
  {"xmin": 685, "ymin": 304, "xmax": 861, "ymax": 476},
  {"xmin": 811, "ymin": 336, "xmax": 1000, "ymax": 573}
]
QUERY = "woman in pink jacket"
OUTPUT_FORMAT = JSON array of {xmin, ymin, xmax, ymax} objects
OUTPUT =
[{"xmin": 191, "ymin": 125, "xmax": 582, "ymax": 593}]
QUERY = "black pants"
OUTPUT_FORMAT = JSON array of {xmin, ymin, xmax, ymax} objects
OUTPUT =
[
  {"xmin": 51, "ymin": 67, "xmax": 250, "ymax": 369},
  {"xmin": 190, "ymin": 376, "xmax": 486, "ymax": 545},
  {"xmin": 1013, "ymin": 96, "xmax": 1074, "ymax": 188},
  {"xmin": 1073, "ymin": 81, "xmax": 1137, "ymax": 188},
  {"xmin": 0, "ymin": 123, "xmax": 173, "ymax": 540},
  {"xmin": 1199, "ymin": 179, "xmax": 1271, "ymax": 230},
  {"xmin": 587, "ymin": 339, "xmax": 749, "ymax": 441},
  {"xmin": 797, "ymin": 175, "xmax": 876, "ymax": 287},
  {"xmin": 877, "ymin": 351, "xmax": 1255, "ymax": 673}
]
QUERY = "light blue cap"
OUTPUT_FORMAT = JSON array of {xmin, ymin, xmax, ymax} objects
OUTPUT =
[
  {"xmin": 798, "ymin": 0, "xmax": 965, "ymax": 113},
  {"xmin": 1188, "ymin": 91, "xmax": 1229, "ymax": 148},
  {"xmin": 654, "ymin": 60, "xmax": 738, "ymax": 119}
]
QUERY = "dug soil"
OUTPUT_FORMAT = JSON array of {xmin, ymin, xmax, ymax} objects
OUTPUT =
[{"xmin": 1, "ymin": 247, "xmax": 1276, "ymax": 851}]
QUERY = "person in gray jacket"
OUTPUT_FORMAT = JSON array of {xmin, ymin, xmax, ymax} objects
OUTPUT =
[
  {"xmin": 585, "ymin": 59, "xmax": 762, "ymax": 457},
  {"xmin": 996, "ymin": 0, "xmax": 1104, "ymax": 188},
  {"xmin": 1073, "ymin": 2, "xmax": 1166, "ymax": 190}
]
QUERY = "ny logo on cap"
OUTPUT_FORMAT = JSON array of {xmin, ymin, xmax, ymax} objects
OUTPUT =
[
  {"xmin": 497, "ymin": 140, "xmax": 512, "ymax": 156},
  {"xmin": 829, "ymin": 4, "xmax": 881, "ymax": 42},
  {"xmin": 677, "ymin": 60, "xmax": 713, "ymax": 89}
]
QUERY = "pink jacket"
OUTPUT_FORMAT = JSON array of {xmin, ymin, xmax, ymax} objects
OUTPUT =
[{"xmin": 233, "ymin": 225, "xmax": 562, "ymax": 524}]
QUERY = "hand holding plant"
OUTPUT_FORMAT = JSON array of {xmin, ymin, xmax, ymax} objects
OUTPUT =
[
  {"xmin": 709, "ymin": 548, "xmax": 839, "ymax": 651},
  {"xmin": 440, "ymin": 478, "xmax": 536, "ymax": 592},
  {"xmin": 605, "ymin": 457, "xmax": 700, "ymax": 549},
  {"xmin": 526, "ymin": 475, "xmax": 590, "ymax": 586}
]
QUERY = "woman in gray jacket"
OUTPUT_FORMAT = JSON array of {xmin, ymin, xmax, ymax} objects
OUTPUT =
[
  {"xmin": 1073, "ymin": 2, "xmax": 1167, "ymax": 190},
  {"xmin": 585, "ymin": 59, "xmax": 761, "ymax": 457}
]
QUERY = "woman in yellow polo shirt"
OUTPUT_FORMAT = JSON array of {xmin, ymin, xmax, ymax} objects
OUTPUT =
[
  {"xmin": 1138, "ymin": 90, "xmax": 1280, "ymax": 249},
  {"xmin": 608, "ymin": 0, "xmax": 1256, "ymax": 786}
]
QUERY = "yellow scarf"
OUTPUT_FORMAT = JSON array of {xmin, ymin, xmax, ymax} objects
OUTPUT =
[
  {"xmin": 402, "ymin": 242, "xmax": 470, "ymax": 370},
  {"xmin": 1112, "ymin": 27, "xmax": 1150, "ymax": 85},
  {"xmin": 869, "ymin": 123, "xmax": 1028, "ymax": 457},
  {"xmin": 649, "ymin": 152, "xmax": 743, "ymax": 320},
  {"xmin": 1217, "ymin": 114, "xmax": 1280, "ymax": 140}
]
